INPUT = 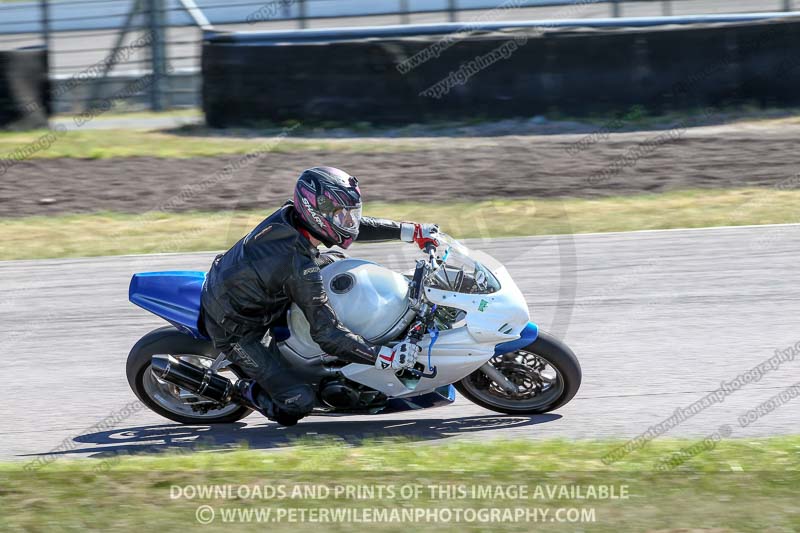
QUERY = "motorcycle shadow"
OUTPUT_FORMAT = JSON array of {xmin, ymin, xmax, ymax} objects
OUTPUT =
[{"xmin": 68, "ymin": 413, "xmax": 561, "ymax": 460}]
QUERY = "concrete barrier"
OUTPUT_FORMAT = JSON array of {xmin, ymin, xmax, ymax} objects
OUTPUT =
[{"xmin": 202, "ymin": 17, "xmax": 800, "ymax": 126}]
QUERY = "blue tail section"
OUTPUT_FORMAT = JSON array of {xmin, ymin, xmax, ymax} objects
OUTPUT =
[{"xmin": 129, "ymin": 271, "xmax": 207, "ymax": 339}]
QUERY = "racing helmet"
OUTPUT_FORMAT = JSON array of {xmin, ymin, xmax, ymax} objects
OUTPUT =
[{"xmin": 293, "ymin": 166, "xmax": 363, "ymax": 249}]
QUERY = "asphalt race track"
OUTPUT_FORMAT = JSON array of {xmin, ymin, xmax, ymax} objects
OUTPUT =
[{"xmin": 1, "ymin": 224, "xmax": 799, "ymax": 462}]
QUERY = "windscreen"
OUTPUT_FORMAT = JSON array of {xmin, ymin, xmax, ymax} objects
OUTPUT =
[{"xmin": 427, "ymin": 233, "xmax": 501, "ymax": 294}]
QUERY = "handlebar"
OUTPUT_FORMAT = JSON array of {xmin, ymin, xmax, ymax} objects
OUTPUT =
[{"xmin": 425, "ymin": 242, "xmax": 438, "ymax": 270}]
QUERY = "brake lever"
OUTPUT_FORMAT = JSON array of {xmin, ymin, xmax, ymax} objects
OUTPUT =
[{"xmin": 424, "ymin": 243, "xmax": 438, "ymax": 270}]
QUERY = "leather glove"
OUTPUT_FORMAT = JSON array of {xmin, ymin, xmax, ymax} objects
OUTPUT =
[
  {"xmin": 400, "ymin": 223, "xmax": 440, "ymax": 250},
  {"xmin": 375, "ymin": 342, "xmax": 421, "ymax": 371}
]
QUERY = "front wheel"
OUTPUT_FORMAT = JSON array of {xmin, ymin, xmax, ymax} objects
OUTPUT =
[{"xmin": 455, "ymin": 330, "xmax": 581, "ymax": 415}]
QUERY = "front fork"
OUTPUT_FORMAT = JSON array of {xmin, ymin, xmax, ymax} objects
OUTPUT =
[
  {"xmin": 479, "ymin": 361, "xmax": 517, "ymax": 394},
  {"xmin": 477, "ymin": 321, "xmax": 541, "ymax": 394}
]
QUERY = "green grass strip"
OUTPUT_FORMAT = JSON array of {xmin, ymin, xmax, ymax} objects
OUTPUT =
[
  {"xmin": 1, "ymin": 436, "xmax": 798, "ymax": 531},
  {"xmin": 0, "ymin": 188, "xmax": 797, "ymax": 260}
]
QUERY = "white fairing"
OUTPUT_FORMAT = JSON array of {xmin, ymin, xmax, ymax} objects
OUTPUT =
[
  {"xmin": 281, "ymin": 259, "xmax": 415, "ymax": 358},
  {"xmin": 340, "ymin": 253, "xmax": 530, "ymax": 398},
  {"xmin": 280, "ymin": 242, "xmax": 531, "ymax": 399}
]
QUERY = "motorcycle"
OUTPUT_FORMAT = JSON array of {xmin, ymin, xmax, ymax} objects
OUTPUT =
[{"xmin": 126, "ymin": 233, "xmax": 581, "ymax": 424}]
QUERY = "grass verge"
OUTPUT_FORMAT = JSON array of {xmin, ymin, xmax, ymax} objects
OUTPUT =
[
  {"xmin": 2, "ymin": 437, "xmax": 798, "ymax": 531},
  {"xmin": 0, "ymin": 188, "xmax": 797, "ymax": 260},
  {"xmin": 8, "ymin": 104, "xmax": 800, "ymax": 161},
  {"xmin": 0, "ymin": 127, "xmax": 420, "ymax": 159}
]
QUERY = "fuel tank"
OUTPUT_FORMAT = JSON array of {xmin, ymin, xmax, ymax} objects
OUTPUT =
[{"xmin": 281, "ymin": 258, "xmax": 415, "ymax": 358}]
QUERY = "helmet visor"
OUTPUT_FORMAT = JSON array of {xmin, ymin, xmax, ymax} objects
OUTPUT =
[{"xmin": 331, "ymin": 205, "xmax": 362, "ymax": 232}]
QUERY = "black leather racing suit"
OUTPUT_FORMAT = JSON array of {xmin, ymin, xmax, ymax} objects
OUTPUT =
[{"xmin": 200, "ymin": 201, "xmax": 403, "ymax": 418}]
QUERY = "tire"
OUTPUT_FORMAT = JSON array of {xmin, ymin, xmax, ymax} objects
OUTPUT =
[
  {"xmin": 126, "ymin": 326, "xmax": 252, "ymax": 424},
  {"xmin": 455, "ymin": 330, "xmax": 582, "ymax": 415}
]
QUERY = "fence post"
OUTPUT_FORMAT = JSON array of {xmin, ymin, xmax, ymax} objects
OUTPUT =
[
  {"xmin": 298, "ymin": 0, "xmax": 307, "ymax": 28},
  {"xmin": 39, "ymin": 0, "xmax": 51, "ymax": 119},
  {"xmin": 40, "ymin": 0, "xmax": 51, "ymax": 52},
  {"xmin": 611, "ymin": 0, "xmax": 621, "ymax": 17},
  {"xmin": 662, "ymin": 1, "xmax": 672, "ymax": 16},
  {"xmin": 783, "ymin": 0, "xmax": 792, "ymax": 11},
  {"xmin": 146, "ymin": 0, "xmax": 167, "ymax": 110},
  {"xmin": 400, "ymin": 0, "xmax": 409, "ymax": 24},
  {"xmin": 89, "ymin": 0, "xmax": 142, "ymax": 110},
  {"xmin": 447, "ymin": 0, "xmax": 457, "ymax": 22}
]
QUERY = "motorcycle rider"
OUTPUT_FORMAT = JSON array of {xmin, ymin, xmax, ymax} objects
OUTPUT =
[{"xmin": 200, "ymin": 166, "xmax": 440, "ymax": 426}]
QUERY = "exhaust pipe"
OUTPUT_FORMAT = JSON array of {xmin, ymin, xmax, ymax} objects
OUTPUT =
[{"xmin": 151, "ymin": 355, "xmax": 236, "ymax": 404}]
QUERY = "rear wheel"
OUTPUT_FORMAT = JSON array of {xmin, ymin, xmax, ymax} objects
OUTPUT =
[
  {"xmin": 455, "ymin": 330, "xmax": 581, "ymax": 415},
  {"xmin": 126, "ymin": 326, "xmax": 252, "ymax": 424}
]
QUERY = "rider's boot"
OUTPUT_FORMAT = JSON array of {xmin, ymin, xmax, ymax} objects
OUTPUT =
[
  {"xmin": 235, "ymin": 379, "xmax": 275, "ymax": 418},
  {"xmin": 235, "ymin": 379, "xmax": 300, "ymax": 427},
  {"xmin": 272, "ymin": 410, "xmax": 300, "ymax": 427}
]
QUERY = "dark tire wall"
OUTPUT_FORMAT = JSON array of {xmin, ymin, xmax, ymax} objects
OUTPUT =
[
  {"xmin": 0, "ymin": 47, "xmax": 50, "ymax": 129},
  {"xmin": 203, "ymin": 19, "xmax": 800, "ymax": 126}
]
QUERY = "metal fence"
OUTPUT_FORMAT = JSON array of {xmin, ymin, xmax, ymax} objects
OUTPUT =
[{"xmin": 0, "ymin": 0, "xmax": 798, "ymax": 114}]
